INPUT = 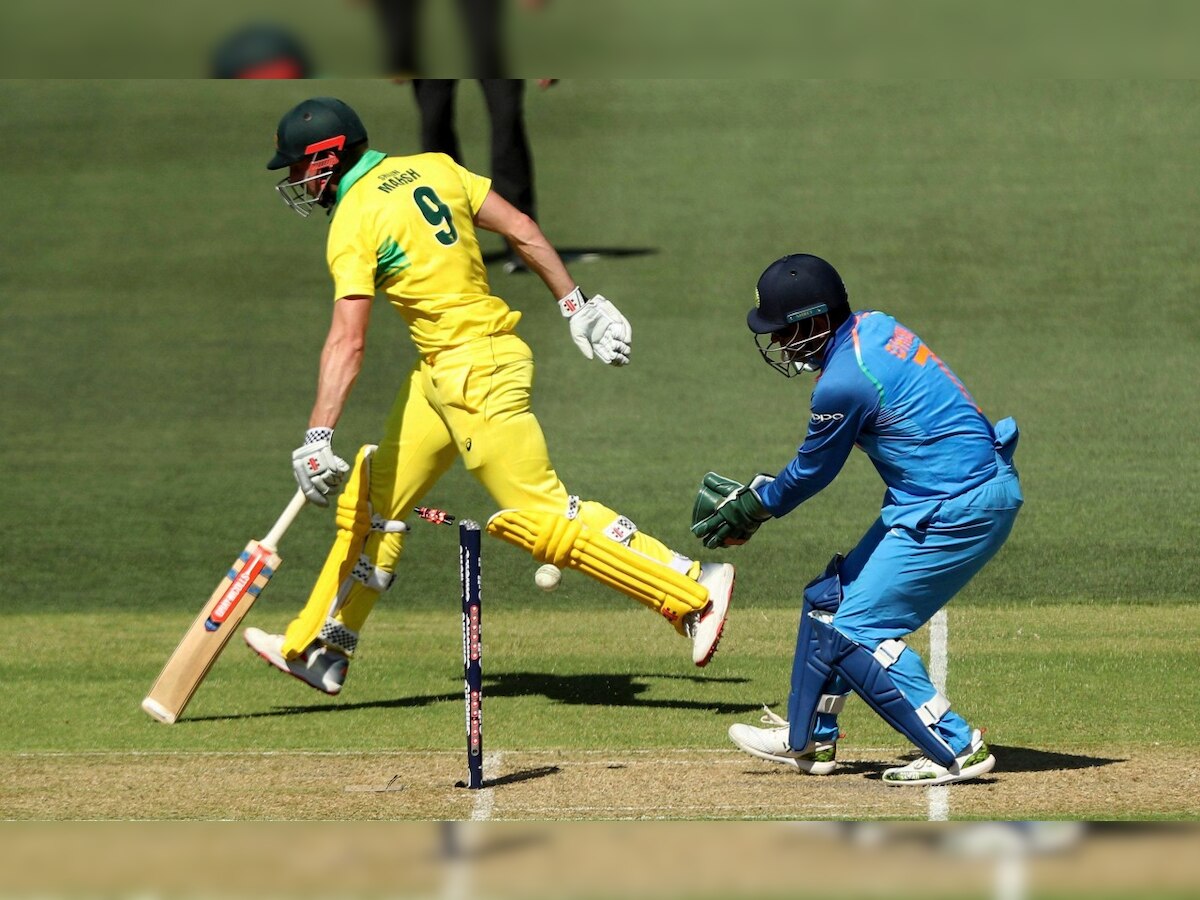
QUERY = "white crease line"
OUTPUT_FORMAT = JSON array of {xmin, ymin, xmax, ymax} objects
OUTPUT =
[
  {"xmin": 928, "ymin": 608, "xmax": 950, "ymax": 822},
  {"xmin": 469, "ymin": 752, "xmax": 503, "ymax": 821},
  {"xmin": 12, "ymin": 750, "xmax": 450, "ymax": 758},
  {"xmin": 930, "ymin": 608, "xmax": 948, "ymax": 691},
  {"xmin": 995, "ymin": 851, "xmax": 1030, "ymax": 900},
  {"xmin": 499, "ymin": 811, "xmax": 854, "ymax": 816},
  {"xmin": 10, "ymin": 747, "xmax": 906, "ymax": 759}
]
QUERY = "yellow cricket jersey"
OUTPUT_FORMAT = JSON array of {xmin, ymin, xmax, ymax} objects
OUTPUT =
[{"xmin": 326, "ymin": 150, "xmax": 521, "ymax": 356}]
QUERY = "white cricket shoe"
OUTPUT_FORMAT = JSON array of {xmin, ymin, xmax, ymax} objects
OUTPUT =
[
  {"xmin": 244, "ymin": 627, "xmax": 348, "ymax": 696},
  {"xmin": 687, "ymin": 562, "xmax": 734, "ymax": 667},
  {"xmin": 728, "ymin": 718, "xmax": 838, "ymax": 775},
  {"xmin": 882, "ymin": 729, "xmax": 995, "ymax": 786}
]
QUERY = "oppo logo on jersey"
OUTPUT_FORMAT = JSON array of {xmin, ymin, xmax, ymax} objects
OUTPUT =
[{"xmin": 811, "ymin": 412, "xmax": 845, "ymax": 424}]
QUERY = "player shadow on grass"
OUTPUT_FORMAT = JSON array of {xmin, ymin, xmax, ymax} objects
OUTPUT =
[
  {"xmin": 478, "ymin": 670, "xmax": 760, "ymax": 714},
  {"xmin": 853, "ymin": 745, "xmax": 1123, "ymax": 783},
  {"xmin": 482, "ymin": 246, "xmax": 658, "ymax": 271},
  {"xmin": 740, "ymin": 760, "xmax": 885, "ymax": 778},
  {"xmin": 738, "ymin": 746, "xmax": 1123, "ymax": 782},
  {"xmin": 438, "ymin": 820, "xmax": 553, "ymax": 860},
  {"xmin": 979, "ymin": 744, "xmax": 1125, "ymax": 773},
  {"xmin": 190, "ymin": 671, "xmax": 759, "ymax": 722}
]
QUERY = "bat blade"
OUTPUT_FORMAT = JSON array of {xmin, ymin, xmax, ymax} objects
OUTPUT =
[{"xmin": 141, "ymin": 540, "xmax": 282, "ymax": 724}]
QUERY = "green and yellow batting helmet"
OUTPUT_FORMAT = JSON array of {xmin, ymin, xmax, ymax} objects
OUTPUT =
[{"xmin": 267, "ymin": 97, "xmax": 367, "ymax": 171}]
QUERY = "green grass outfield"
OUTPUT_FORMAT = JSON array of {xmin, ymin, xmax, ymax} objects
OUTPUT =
[
  {"xmin": 6, "ymin": 604, "xmax": 1200, "ymax": 755},
  {"xmin": 3, "ymin": 80, "xmax": 1198, "ymax": 820}
]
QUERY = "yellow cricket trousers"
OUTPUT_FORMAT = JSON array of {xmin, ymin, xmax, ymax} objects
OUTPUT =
[{"xmin": 285, "ymin": 332, "xmax": 694, "ymax": 651}]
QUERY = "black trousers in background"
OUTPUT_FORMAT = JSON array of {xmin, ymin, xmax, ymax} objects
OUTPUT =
[
  {"xmin": 412, "ymin": 79, "xmax": 536, "ymax": 222},
  {"xmin": 374, "ymin": 0, "xmax": 507, "ymax": 78}
]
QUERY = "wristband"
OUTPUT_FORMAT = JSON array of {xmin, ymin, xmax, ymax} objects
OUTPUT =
[
  {"xmin": 557, "ymin": 287, "xmax": 588, "ymax": 317},
  {"xmin": 305, "ymin": 426, "xmax": 334, "ymax": 444}
]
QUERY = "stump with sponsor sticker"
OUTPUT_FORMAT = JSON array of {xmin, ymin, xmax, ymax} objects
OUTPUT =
[{"xmin": 458, "ymin": 520, "xmax": 484, "ymax": 789}]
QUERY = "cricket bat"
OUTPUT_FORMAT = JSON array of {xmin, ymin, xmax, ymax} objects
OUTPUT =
[{"xmin": 141, "ymin": 489, "xmax": 309, "ymax": 724}]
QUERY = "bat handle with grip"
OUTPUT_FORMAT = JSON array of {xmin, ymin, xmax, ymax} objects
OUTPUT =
[{"xmin": 261, "ymin": 489, "xmax": 308, "ymax": 551}]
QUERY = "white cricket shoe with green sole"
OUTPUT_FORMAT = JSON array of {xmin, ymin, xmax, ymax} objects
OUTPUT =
[
  {"xmin": 728, "ymin": 707, "xmax": 838, "ymax": 775},
  {"xmin": 882, "ymin": 729, "xmax": 995, "ymax": 786}
]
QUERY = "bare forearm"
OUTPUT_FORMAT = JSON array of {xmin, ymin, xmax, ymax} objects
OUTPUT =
[
  {"xmin": 474, "ymin": 191, "xmax": 575, "ymax": 299},
  {"xmin": 309, "ymin": 334, "xmax": 364, "ymax": 428},
  {"xmin": 507, "ymin": 215, "xmax": 575, "ymax": 298}
]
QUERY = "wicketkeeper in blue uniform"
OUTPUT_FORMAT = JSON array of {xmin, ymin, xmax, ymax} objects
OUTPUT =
[{"xmin": 692, "ymin": 254, "xmax": 1022, "ymax": 785}]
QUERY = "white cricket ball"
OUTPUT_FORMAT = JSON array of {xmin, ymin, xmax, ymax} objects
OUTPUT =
[{"xmin": 534, "ymin": 563, "xmax": 562, "ymax": 592}]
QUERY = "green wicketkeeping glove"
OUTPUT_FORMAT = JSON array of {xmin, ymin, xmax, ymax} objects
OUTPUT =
[
  {"xmin": 691, "ymin": 472, "xmax": 773, "ymax": 550},
  {"xmin": 691, "ymin": 472, "xmax": 743, "ymax": 524}
]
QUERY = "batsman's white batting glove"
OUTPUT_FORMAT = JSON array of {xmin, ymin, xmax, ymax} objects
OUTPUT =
[
  {"xmin": 559, "ymin": 287, "xmax": 632, "ymax": 366},
  {"xmin": 292, "ymin": 427, "xmax": 350, "ymax": 507}
]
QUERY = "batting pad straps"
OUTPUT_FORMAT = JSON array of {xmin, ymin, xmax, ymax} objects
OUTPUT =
[
  {"xmin": 812, "ymin": 621, "xmax": 957, "ymax": 767},
  {"xmin": 319, "ymin": 617, "xmax": 359, "ymax": 655},
  {"xmin": 371, "ymin": 513, "xmax": 408, "ymax": 534},
  {"xmin": 282, "ymin": 444, "xmax": 398, "ymax": 659},
  {"xmin": 818, "ymin": 693, "xmax": 848, "ymax": 715},
  {"xmin": 603, "ymin": 515, "xmax": 638, "ymax": 546},
  {"xmin": 917, "ymin": 693, "xmax": 952, "ymax": 727},
  {"xmin": 666, "ymin": 552, "xmax": 694, "ymax": 576},
  {"xmin": 872, "ymin": 639, "xmax": 908, "ymax": 669},
  {"xmin": 486, "ymin": 508, "xmax": 709, "ymax": 623},
  {"xmin": 869, "ymin": 637, "xmax": 953, "ymax": 729},
  {"xmin": 352, "ymin": 554, "xmax": 395, "ymax": 592}
]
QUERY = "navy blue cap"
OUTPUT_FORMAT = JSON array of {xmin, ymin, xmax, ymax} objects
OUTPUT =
[{"xmin": 747, "ymin": 254, "xmax": 849, "ymax": 334}]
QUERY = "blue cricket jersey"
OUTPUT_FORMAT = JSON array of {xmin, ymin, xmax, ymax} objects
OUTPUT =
[{"xmin": 757, "ymin": 311, "xmax": 1002, "ymax": 531}]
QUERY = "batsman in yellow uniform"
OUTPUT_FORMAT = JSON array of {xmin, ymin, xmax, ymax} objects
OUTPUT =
[{"xmin": 243, "ymin": 97, "xmax": 734, "ymax": 695}]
